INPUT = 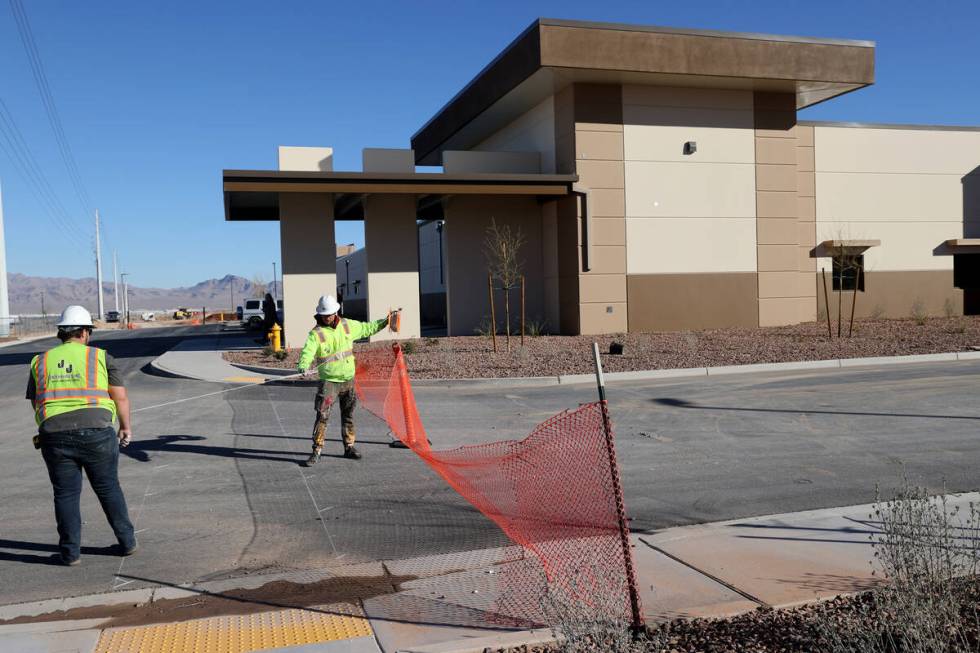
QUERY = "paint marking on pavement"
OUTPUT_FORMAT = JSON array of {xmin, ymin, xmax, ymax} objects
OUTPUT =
[
  {"xmin": 94, "ymin": 608, "xmax": 372, "ymax": 653},
  {"xmin": 223, "ymin": 376, "xmax": 265, "ymax": 383}
]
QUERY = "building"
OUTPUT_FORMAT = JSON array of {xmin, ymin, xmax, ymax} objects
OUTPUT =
[{"xmin": 223, "ymin": 18, "xmax": 980, "ymax": 348}]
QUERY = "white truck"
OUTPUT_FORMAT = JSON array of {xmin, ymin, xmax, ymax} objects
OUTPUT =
[{"xmin": 239, "ymin": 298, "xmax": 283, "ymax": 329}]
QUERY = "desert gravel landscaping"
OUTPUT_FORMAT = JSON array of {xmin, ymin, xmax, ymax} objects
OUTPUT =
[{"xmin": 223, "ymin": 316, "xmax": 980, "ymax": 379}]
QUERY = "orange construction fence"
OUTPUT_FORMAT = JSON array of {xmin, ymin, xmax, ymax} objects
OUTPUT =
[{"xmin": 354, "ymin": 344, "xmax": 642, "ymax": 628}]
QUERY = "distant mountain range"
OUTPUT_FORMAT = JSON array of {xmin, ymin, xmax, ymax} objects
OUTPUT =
[{"xmin": 7, "ymin": 273, "xmax": 280, "ymax": 314}]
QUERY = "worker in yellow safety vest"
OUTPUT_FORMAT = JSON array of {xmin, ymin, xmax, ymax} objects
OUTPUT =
[
  {"xmin": 297, "ymin": 294, "xmax": 394, "ymax": 466},
  {"xmin": 26, "ymin": 305, "xmax": 137, "ymax": 566}
]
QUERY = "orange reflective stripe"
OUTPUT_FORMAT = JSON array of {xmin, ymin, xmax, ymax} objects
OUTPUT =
[
  {"xmin": 316, "ymin": 328, "xmax": 326, "ymax": 343},
  {"xmin": 341, "ymin": 319, "xmax": 350, "ymax": 335}
]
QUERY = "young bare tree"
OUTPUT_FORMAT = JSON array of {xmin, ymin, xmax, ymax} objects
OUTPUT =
[
  {"xmin": 825, "ymin": 239, "xmax": 865, "ymax": 338},
  {"xmin": 484, "ymin": 218, "xmax": 526, "ymax": 352}
]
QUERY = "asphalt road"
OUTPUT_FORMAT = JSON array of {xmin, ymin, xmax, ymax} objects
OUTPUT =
[{"xmin": 1, "ymin": 324, "xmax": 978, "ymax": 605}]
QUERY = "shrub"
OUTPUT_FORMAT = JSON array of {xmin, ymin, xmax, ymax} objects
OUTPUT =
[
  {"xmin": 262, "ymin": 346, "xmax": 274, "ymax": 357},
  {"xmin": 910, "ymin": 299, "xmax": 928, "ymax": 326},
  {"xmin": 870, "ymin": 305, "xmax": 886, "ymax": 320},
  {"xmin": 400, "ymin": 340, "xmax": 417, "ymax": 355},
  {"xmin": 424, "ymin": 337, "xmax": 440, "ymax": 347},
  {"xmin": 944, "ymin": 297, "xmax": 957, "ymax": 319},
  {"xmin": 473, "ymin": 316, "xmax": 497, "ymax": 338},
  {"xmin": 813, "ymin": 477, "xmax": 980, "ymax": 652},
  {"xmin": 273, "ymin": 349, "xmax": 288, "ymax": 361},
  {"xmin": 525, "ymin": 319, "xmax": 548, "ymax": 337}
]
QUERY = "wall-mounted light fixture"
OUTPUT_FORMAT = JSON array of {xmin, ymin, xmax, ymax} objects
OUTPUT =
[{"xmin": 683, "ymin": 141, "xmax": 697, "ymax": 155}]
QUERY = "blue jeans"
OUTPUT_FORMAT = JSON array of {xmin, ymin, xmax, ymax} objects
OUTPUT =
[{"xmin": 40, "ymin": 426, "xmax": 136, "ymax": 561}]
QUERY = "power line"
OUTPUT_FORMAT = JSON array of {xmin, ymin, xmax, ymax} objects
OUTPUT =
[
  {"xmin": 9, "ymin": 0, "xmax": 94, "ymax": 226},
  {"xmin": 0, "ymin": 98, "xmax": 90, "ymax": 247}
]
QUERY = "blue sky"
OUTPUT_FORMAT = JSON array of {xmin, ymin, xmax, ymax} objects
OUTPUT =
[{"xmin": 0, "ymin": 0, "xmax": 978, "ymax": 288}]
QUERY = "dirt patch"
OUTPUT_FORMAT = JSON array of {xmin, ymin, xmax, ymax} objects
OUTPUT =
[
  {"xmin": 0, "ymin": 573, "xmax": 415, "ymax": 629},
  {"xmin": 223, "ymin": 316, "xmax": 980, "ymax": 379}
]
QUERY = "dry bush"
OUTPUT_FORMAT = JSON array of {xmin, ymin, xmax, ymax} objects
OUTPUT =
[
  {"xmin": 870, "ymin": 304, "xmax": 886, "ymax": 320},
  {"xmin": 910, "ymin": 299, "xmax": 929, "ymax": 326},
  {"xmin": 945, "ymin": 297, "xmax": 958, "ymax": 319},
  {"xmin": 815, "ymin": 479, "xmax": 980, "ymax": 652}
]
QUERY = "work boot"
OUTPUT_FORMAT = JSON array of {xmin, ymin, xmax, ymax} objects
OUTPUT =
[
  {"xmin": 303, "ymin": 450, "xmax": 322, "ymax": 467},
  {"xmin": 343, "ymin": 446, "xmax": 362, "ymax": 460}
]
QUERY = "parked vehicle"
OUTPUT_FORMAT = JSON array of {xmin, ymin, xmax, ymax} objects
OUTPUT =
[
  {"xmin": 241, "ymin": 298, "xmax": 283, "ymax": 329},
  {"xmin": 141, "ymin": 311, "xmax": 155, "ymax": 321},
  {"xmin": 105, "ymin": 310, "xmax": 120, "ymax": 323},
  {"xmin": 173, "ymin": 307, "xmax": 190, "ymax": 320}
]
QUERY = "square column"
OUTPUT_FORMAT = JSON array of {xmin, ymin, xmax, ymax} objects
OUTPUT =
[
  {"xmin": 279, "ymin": 193, "xmax": 335, "ymax": 348},
  {"xmin": 362, "ymin": 149, "xmax": 421, "ymax": 340}
]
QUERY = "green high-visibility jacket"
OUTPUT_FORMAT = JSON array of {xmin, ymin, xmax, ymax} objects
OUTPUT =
[
  {"xmin": 30, "ymin": 342, "xmax": 117, "ymax": 426},
  {"xmin": 297, "ymin": 317, "xmax": 387, "ymax": 382}
]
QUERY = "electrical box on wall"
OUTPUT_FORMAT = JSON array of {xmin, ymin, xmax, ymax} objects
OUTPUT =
[{"xmin": 683, "ymin": 141, "xmax": 697, "ymax": 155}]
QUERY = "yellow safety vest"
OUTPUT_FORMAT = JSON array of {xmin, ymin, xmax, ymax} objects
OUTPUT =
[
  {"xmin": 299, "ymin": 317, "xmax": 387, "ymax": 383},
  {"xmin": 30, "ymin": 342, "xmax": 117, "ymax": 426}
]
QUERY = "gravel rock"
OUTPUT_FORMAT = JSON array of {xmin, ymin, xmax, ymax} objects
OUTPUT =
[{"xmin": 224, "ymin": 317, "xmax": 980, "ymax": 380}]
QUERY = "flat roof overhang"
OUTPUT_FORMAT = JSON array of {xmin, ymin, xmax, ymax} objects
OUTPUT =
[
  {"xmin": 412, "ymin": 18, "xmax": 875, "ymax": 165},
  {"xmin": 223, "ymin": 169, "xmax": 579, "ymax": 221}
]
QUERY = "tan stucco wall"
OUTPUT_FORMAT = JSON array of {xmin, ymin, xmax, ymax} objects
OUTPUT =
[
  {"xmin": 363, "ymin": 194, "xmax": 421, "ymax": 340},
  {"xmin": 279, "ymin": 193, "xmax": 336, "ymax": 349},
  {"xmin": 816, "ymin": 271, "xmax": 962, "ymax": 320},
  {"xmin": 474, "ymin": 96, "xmax": 556, "ymax": 173},
  {"xmin": 442, "ymin": 196, "xmax": 544, "ymax": 337}
]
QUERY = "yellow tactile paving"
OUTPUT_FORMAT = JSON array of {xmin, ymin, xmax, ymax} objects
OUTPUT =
[{"xmin": 94, "ymin": 608, "xmax": 372, "ymax": 653}]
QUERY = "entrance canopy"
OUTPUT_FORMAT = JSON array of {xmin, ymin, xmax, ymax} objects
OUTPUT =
[{"xmin": 223, "ymin": 170, "xmax": 578, "ymax": 222}]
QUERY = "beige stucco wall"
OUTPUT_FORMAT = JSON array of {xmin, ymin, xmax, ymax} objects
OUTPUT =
[
  {"xmin": 622, "ymin": 85, "xmax": 758, "ymax": 330},
  {"xmin": 474, "ymin": 96, "xmax": 556, "ymax": 173},
  {"xmin": 623, "ymin": 87, "xmax": 756, "ymax": 274},
  {"xmin": 363, "ymin": 195, "xmax": 421, "ymax": 340},
  {"xmin": 279, "ymin": 193, "xmax": 336, "ymax": 349},
  {"xmin": 814, "ymin": 126, "xmax": 980, "ymax": 273},
  {"xmin": 813, "ymin": 125, "xmax": 980, "ymax": 317}
]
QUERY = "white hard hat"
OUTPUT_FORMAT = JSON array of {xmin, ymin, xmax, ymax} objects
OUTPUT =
[
  {"xmin": 57, "ymin": 305, "xmax": 94, "ymax": 328},
  {"xmin": 315, "ymin": 295, "xmax": 341, "ymax": 316}
]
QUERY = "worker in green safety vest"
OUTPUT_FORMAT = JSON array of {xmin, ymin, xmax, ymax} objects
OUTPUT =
[
  {"xmin": 297, "ymin": 294, "xmax": 394, "ymax": 466},
  {"xmin": 26, "ymin": 305, "xmax": 137, "ymax": 566}
]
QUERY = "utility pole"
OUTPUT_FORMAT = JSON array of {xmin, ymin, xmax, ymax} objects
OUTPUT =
[
  {"xmin": 113, "ymin": 250, "xmax": 119, "ymax": 312},
  {"xmin": 40, "ymin": 290, "xmax": 45, "ymax": 317},
  {"xmin": 94, "ymin": 210, "xmax": 104, "ymax": 320},
  {"xmin": 120, "ymin": 273, "xmax": 129, "ymax": 324},
  {"xmin": 272, "ymin": 262, "xmax": 277, "ymax": 299},
  {"xmin": 0, "ymin": 181, "xmax": 9, "ymax": 337}
]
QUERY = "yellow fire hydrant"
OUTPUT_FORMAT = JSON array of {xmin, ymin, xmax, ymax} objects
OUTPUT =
[{"xmin": 270, "ymin": 323, "xmax": 282, "ymax": 353}]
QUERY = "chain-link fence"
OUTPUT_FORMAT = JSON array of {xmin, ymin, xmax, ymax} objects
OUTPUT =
[{"xmin": 0, "ymin": 315, "xmax": 59, "ymax": 339}]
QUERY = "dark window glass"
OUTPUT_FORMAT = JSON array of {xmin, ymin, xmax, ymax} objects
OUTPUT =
[{"xmin": 832, "ymin": 255, "xmax": 865, "ymax": 291}]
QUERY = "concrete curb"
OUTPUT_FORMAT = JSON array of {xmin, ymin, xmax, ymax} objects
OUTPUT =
[
  {"xmin": 152, "ymin": 346, "xmax": 980, "ymax": 387},
  {"xmin": 0, "ymin": 333, "xmax": 54, "ymax": 349},
  {"xmin": 396, "ymin": 628, "xmax": 558, "ymax": 653},
  {"xmin": 416, "ymin": 350, "xmax": 980, "ymax": 388}
]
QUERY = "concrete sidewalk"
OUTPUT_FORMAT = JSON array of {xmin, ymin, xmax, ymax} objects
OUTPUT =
[
  {"xmin": 6, "ymin": 495, "xmax": 974, "ymax": 653},
  {"xmin": 149, "ymin": 330, "xmax": 275, "ymax": 383}
]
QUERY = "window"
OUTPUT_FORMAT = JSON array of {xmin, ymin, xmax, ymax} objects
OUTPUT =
[
  {"xmin": 832, "ymin": 255, "xmax": 865, "ymax": 292},
  {"xmin": 245, "ymin": 300, "xmax": 260, "ymax": 309}
]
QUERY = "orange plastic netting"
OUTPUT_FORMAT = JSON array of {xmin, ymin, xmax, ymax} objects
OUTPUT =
[{"xmin": 354, "ymin": 344, "xmax": 642, "ymax": 627}]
